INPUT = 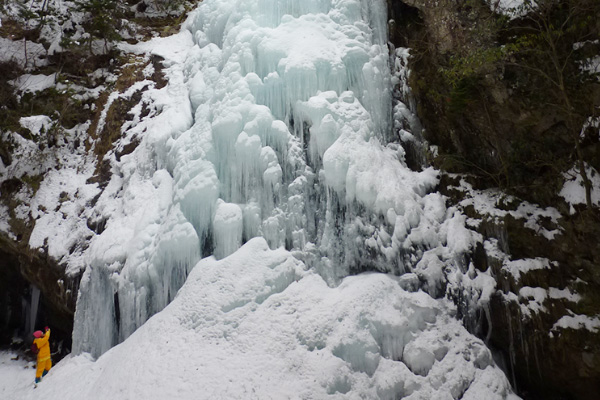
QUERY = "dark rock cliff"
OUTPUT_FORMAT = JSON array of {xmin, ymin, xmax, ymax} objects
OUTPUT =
[{"xmin": 387, "ymin": 0, "xmax": 600, "ymax": 398}]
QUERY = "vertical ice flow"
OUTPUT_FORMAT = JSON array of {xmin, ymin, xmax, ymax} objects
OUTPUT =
[
  {"xmin": 73, "ymin": 0, "xmax": 477, "ymax": 357},
  {"xmin": 29, "ymin": 286, "xmax": 40, "ymax": 335}
]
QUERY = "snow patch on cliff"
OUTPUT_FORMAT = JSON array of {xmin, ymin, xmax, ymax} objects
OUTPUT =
[{"xmin": 559, "ymin": 163, "xmax": 600, "ymax": 213}]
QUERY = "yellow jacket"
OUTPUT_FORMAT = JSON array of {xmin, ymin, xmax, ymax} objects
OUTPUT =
[{"xmin": 34, "ymin": 329, "xmax": 51, "ymax": 361}]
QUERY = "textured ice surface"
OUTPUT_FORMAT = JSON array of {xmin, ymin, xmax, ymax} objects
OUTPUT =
[
  {"xmin": 21, "ymin": 239, "xmax": 518, "ymax": 400},
  {"xmin": 70, "ymin": 2, "xmax": 506, "ymax": 385}
]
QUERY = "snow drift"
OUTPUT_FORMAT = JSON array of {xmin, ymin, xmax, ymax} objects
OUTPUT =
[{"xmin": 30, "ymin": 239, "xmax": 517, "ymax": 399}]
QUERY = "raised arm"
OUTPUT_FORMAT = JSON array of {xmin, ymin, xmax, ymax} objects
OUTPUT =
[{"xmin": 36, "ymin": 329, "xmax": 51, "ymax": 347}]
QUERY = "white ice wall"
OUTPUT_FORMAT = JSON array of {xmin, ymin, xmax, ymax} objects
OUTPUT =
[{"xmin": 73, "ymin": 0, "xmax": 489, "ymax": 358}]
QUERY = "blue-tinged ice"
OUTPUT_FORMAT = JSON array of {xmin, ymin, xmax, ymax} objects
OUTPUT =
[{"xmin": 73, "ymin": 0, "xmax": 486, "ymax": 362}]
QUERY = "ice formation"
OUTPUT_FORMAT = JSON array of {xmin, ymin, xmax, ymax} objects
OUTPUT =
[
  {"xmin": 27, "ymin": 239, "xmax": 518, "ymax": 400},
  {"xmin": 61, "ymin": 2, "xmax": 517, "ymax": 397},
  {"xmin": 74, "ymin": 0, "xmax": 417, "ymax": 356},
  {"xmin": 0, "ymin": 0, "xmax": 524, "ymax": 397}
]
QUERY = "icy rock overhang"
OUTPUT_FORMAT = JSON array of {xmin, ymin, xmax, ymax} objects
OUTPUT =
[{"xmin": 35, "ymin": 238, "xmax": 518, "ymax": 400}]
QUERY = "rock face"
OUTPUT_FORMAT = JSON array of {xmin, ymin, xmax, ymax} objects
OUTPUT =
[
  {"xmin": 387, "ymin": 0, "xmax": 600, "ymax": 399},
  {"xmin": 0, "ymin": 231, "xmax": 78, "ymax": 348},
  {"xmin": 0, "ymin": 176, "xmax": 79, "ymax": 347},
  {"xmin": 0, "ymin": 2, "xmax": 171, "ymax": 350},
  {"xmin": 441, "ymin": 175, "xmax": 600, "ymax": 400}
]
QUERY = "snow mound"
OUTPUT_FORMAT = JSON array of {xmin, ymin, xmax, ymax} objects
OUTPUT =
[{"xmin": 27, "ymin": 239, "xmax": 517, "ymax": 400}]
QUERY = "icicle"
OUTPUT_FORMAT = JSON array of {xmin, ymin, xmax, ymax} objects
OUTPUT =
[
  {"xmin": 30, "ymin": 286, "xmax": 40, "ymax": 334},
  {"xmin": 484, "ymin": 301, "xmax": 493, "ymax": 344}
]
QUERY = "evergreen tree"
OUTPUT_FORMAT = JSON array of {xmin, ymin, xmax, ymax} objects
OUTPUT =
[{"xmin": 75, "ymin": 0, "xmax": 122, "ymax": 54}]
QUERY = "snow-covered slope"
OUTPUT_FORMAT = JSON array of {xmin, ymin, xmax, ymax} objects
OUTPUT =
[{"xmin": 19, "ymin": 238, "xmax": 517, "ymax": 399}]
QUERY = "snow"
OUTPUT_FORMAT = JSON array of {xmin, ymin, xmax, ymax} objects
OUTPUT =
[
  {"xmin": 486, "ymin": 0, "xmax": 535, "ymax": 19},
  {"xmin": 502, "ymin": 258, "xmax": 554, "ymax": 283},
  {"xmin": 28, "ymin": 166, "xmax": 100, "ymax": 268},
  {"xmin": 504, "ymin": 285, "xmax": 583, "ymax": 319},
  {"xmin": 0, "ymin": 37, "xmax": 48, "ymax": 70},
  {"xmin": 0, "ymin": 204, "xmax": 14, "ymax": 238},
  {"xmin": 0, "ymin": 352, "xmax": 35, "ymax": 396},
  {"xmin": 518, "ymin": 286, "xmax": 547, "ymax": 315},
  {"xmin": 454, "ymin": 178, "xmax": 562, "ymax": 240},
  {"xmin": 19, "ymin": 115, "xmax": 53, "ymax": 136},
  {"xmin": 548, "ymin": 287, "xmax": 581, "ymax": 303},
  {"xmin": 119, "ymin": 30, "xmax": 195, "ymax": 65},
  {"xmin": 581, "ymin": 55, "xmax": 600, "ymax": 76},
  {"xmin": 552, "ymin": 313, "xmax": 600, "ymax": 333},
  {"xmin": 559, "ymin": 163, "xmax": 600, "ymax": 213},
  {"xmin": 94, "ymin": 79, "xmax": 155, "ymax": 136},
  {"xmin": 10, "ymin": 74, "xmax": 57, "ymax": 93},
  {"xmin": 5, "ymin": 238, "xmax": 518, "ymax": 400},
  {"xmin": 0, "ymin": 109, "xmax": 101, "ymax": 273}
]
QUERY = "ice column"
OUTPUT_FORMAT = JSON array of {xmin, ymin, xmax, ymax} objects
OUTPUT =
[{"xmin": 29, "ymin": 285, "xmax": 40, "ymax": 334}]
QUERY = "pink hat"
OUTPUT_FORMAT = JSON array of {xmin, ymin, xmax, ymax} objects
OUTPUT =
[{"xmin": 33, "ymin": 330, "xmax": 43, "ymax": 338}]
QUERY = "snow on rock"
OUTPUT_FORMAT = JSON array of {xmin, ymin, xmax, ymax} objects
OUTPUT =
[
  {"xmin": 0, "ymin": 111, "xmax": 99, "ymax": 274},
  {"xmin": 0, "ymin": 37, "xmax": 48, "ymax": 70},
  {"xmin": 559, "ymin": 163, "xmax": 600, "ymax": 213},
  {"xmin": 509, "ymin": 285, "xmax": 584, "ymax": 321},
  {"xmin": 548, "ymin": 287, "xmax": 582, "ymax": 303},
  {"xmin": 10, "ymin": 74, "xmax": 57, "ymax": 93},
  {"xmin": 552, "ymin": 313, "xmax": 600, "ymax": 333},
  {"xmin": 23, "ymin": 239, "xmax": 518, "ymax": 400},
  {"xmin": 486, "ymin": 0, "xmax": 535, "ymax": 19},
  {"xmin": 19, "ymin": 115, "xmax": 53, "ymax": 136},
  {"xmin": 454, "ymin": 178, "xmax": 562, "ymax": 240},
  {"xmin": 518, "ymin": 286, "xmax": 548, "ymax": 315},
  {"xmin": 502, "ymin": 257, "xmax": 554, "ymax": 283},
  {"xmin": 0, "ymin": 204, "xmax": 14, "ymax": 239},
  {"xmin": 28, "ymin": 168, "xmax": 96, "ymax": 259}
]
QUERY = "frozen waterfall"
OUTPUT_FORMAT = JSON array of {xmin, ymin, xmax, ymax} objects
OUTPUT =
[{"xmin": 74, "ymin": 0, "xmax": 487, "ymax": 365}]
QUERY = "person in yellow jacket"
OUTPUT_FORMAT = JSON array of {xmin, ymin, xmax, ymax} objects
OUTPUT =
[{"xmin": 33, "ymin": 327, "xmax": 52, "ymax": 384}]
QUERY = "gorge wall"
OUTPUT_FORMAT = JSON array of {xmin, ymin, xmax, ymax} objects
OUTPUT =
[{"xmin": 386, "ymin": 0, "xmax": 600, "ymax": 398}]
